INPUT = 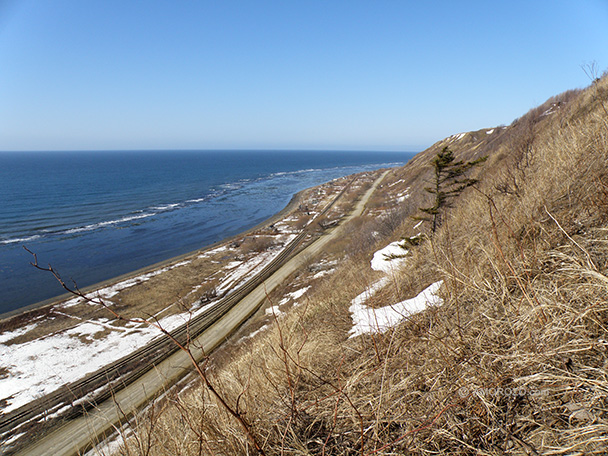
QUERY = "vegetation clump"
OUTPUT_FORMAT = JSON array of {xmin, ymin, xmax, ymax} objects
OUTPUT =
[{"xmin": 416, "ymin": 146, "xmax": 487, "ymax": 232}]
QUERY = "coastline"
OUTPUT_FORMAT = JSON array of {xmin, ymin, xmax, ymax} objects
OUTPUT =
[
  {"xmin": 0, "ymin": 189, "xmax": 306, "ymax": 322},
  {"xmin": 0, "ymin": 166, "xmax": 389, "ymax": 437},
  {"xmin": 1, "ymin": 151, "xmax": 414, "ymax": 318}
]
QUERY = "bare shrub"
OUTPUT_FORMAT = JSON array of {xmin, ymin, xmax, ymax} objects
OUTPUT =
[
  {"xmin": 375, "ymin": 207, "xmax": 408, "ymax": 238},
  {"xmin": 240, "ymin": 235, "xmax": 276, "ymax": 253}
]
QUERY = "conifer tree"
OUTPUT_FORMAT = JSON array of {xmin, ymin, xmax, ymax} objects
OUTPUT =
[{"xmin": 416, "ymin": 146, "xmax": 487, "ymax": 232}]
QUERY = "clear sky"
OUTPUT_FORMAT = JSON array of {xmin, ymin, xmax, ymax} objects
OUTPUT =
[{"xmin": 1, "ymin": 0, "xmax": 607, "ymax": 152}]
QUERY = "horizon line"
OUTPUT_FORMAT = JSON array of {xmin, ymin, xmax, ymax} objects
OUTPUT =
[{"xmin": 0, "ymin": 147, "xmax": 424, "ymax": 154}]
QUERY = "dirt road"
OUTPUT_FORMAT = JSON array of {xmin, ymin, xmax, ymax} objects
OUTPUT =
[{"xmin": 15, "ymin": 170, "xmax": 388, "ymax": 456}]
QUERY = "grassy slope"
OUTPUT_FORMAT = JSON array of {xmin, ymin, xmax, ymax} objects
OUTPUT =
[{"xmin": 111, "ymin": 76, "xmax": 608, "ymax": 455}]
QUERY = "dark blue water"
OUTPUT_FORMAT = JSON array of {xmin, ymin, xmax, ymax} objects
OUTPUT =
[{"xmin": 0, "ymin": 150, "xmax": 414, "ymax": 314}]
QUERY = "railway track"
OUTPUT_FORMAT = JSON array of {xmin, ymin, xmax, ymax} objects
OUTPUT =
[{"xmin": 0, "ymin": 175, "xmax": 356, "ymax": 444}]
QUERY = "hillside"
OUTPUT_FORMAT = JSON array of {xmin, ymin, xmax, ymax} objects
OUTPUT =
[{"xmin": 105, "ymin": 75, "xmax": 608, "ymax": 455}]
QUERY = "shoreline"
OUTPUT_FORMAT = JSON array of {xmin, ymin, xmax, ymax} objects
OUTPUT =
[
  {"xmin": 0, "ymin": 189, "xmax": 307, "ymax": 322},
  {"xmin": 0, "ymin": 166, "xmax": 391, "ymax": 437}
]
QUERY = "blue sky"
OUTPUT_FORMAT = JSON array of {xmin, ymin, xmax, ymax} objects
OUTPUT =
[{"xmin": 0, "ymin": 1, "xmax": 607, "ymax": 151}]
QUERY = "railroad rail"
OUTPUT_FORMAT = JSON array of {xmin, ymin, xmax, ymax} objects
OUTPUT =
[{"xmin": 0, "ymin": 175, "xmax": 356, "ymax": 444}]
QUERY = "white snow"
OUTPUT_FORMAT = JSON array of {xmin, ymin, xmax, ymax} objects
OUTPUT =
[
  {"xmin": 3, "ymin": 431, "xmax": 26, "ymax": 447},
  {"xmin": 84, "ymin": 428, "xmax": 132, "ymax": 456},
  {"xmin": 349, "ymin": 281, "xmax": 443, "ymax": 338},
  {"xmin": 370, "ymin": 241, "xmax": 408, "ymax": 273},
  {"xmin": 413, "ymin": 220, "xmax": 423, "ymax": 230},
  {"xmin": 265, "ymin": 306, "xmax": 282, "ymax": 316},
  {"xmin": 273, "ymin": 221, "xmax": 300, "ymax": 234},
  {"xmin": 288, "ymin": 286, "xmax": 310, "ymax": 301},
  {"xmin": 62, "ymin": 260, "xmax": 192, "ymax": 308},
  {"xmin": 217, "ymin": 252, "xmax": 274, "ymax": 293},
  {"xmin": 243, "ymin": 324, "xmax": 270, "ymax": 341},
  {"xmin": 197, "ymin": 245, "xmax": 228, "ymax": 258},
  {"xmin": 0, "ymin": 323, "xmax": 39, "ymax": 344},
  {"xmin": 348, "ymin": 239, "xmax": 443, "ymax": 337},
  {"xmin": 486, "ymin": 129, "xmax": 494, "ymax": 135},
  {"xmin": 278, "ymin": 286, "xmax": 311, "ymax": 306},
  {"xmin": 0, "ymin": 305, "xmax": 209, "ymax": 414},
  {"xmin": 0, "ymin": 206, "xmax": 321, "ymax": 422},
  {"xmin": 64, "ymin": 322, "xmax": 109, "ymax": 338},
  {"xmin": 396, "ymin": 187, "xmax": 411, "ymax": 202},
  {"xmin": 350, "ymin": 278, "xmax": 390, "ymax": 308},
  {"xmin": 312, "ymin": 269, "xmax": 334, "ymax": 279},
  {"xmin": 217, "ymin": 234, "xmax": 297, "ymax": 293},
  {"xmin": 388, "ymin": 179, "xmax": 405, "ymax": 187},
  {"xmin": 272, "ymin": 216, "xmax": 300, "ymax": 234},
  {"xmin": 541, "ymin": 103, "xmax": 559, "ymax": 117},
  {"xmin": 172, "ymin": 260, "xmax": 192, "ymax": 268},
  {"xmin": 46, "ymin": 403, "xmax": 72, "ymax": 420},
  {"xmin": 396, "ymin": 194, "xmax": 410, "ymax": 203}
]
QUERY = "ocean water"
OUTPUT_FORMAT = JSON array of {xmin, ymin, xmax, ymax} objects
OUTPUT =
[{"xmin": 0, "ymin": 150, "xmax": 414, "ymax": 315}]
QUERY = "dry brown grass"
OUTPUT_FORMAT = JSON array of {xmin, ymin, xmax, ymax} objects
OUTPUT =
[{"xmin": 99, "ymin": 77, "xmax": 608, "ymax": 455}]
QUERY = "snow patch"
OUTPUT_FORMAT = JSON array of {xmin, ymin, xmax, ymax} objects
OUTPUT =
[
  {"xmin": 172, "ymin": 260, "xmax": 192, "ymax": 268},
  {"xmin": 349, "ymin": 281, "xmax": 443, "ymax": 338},
  {"xmin": 197, "ymin": 245, "xmax": 228, "ymax": 258},
  {"xmin": 2, "ymin": 431, "xmax": 26, "ymax": 447},
  {"xmin": 265, "ymin": 306, "xmax": 282, "ymax": 316},
  {"xmin": 288, "ymin": 286, "xmax": 310, "ymax": 301},
  {"xmin": 65, "ymin": 322, "xmax": 109, "ymax": 338},
  {"xmin": 312, "ymin": 269, "xmax": 334, "ymax": 279},
  {"xmin": 278, "ymin": 286, "xmax": 311, "ymax": 306},
  {"xmin": 217, "ymin": 252, "xmax": 273, "ymax": 293},
  {"xmin": 541, "ymin": 103, "xmax": 560, "ymax": 117},
  {"xmin": 0, "ymin": 305, "xmax": 209, "ymax": 413},
  {"xmin": 350, "ymin": 278, "xmax": 390, "ymax": 308},
  {"xmin": 61, "ymin": 260, "xmax": 192, "ymax": 308},
  {"xmin": 0, "ymin": 323, "xmax": 39, "ymax": 344},
  {"xmin": 217, "ymin": 235, "xmax": 297, "ymax": 294},
  {"xmin": 243, "ymin": 324, "xmax": 269, "ymax": 340},
  {"xmin": 371, "ymin": 241, "xmax": 408, "ymax": 273},
  {"xmin": 84, "ymin": 427, "xmax": 132, "ymax": 456}
]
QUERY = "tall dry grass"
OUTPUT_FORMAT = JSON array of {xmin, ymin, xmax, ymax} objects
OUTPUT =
[{"xmin": 101, "ymin": 76, "xmax": 608, "ymax": 455}]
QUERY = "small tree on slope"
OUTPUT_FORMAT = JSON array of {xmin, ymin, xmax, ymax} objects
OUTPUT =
[{"xmin": 416, "ymin": 146, "xmax": 487, "ymax": 233}]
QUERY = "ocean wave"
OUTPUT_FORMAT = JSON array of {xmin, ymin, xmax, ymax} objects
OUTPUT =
[
  {"xmin": 269, "ymin": 168, "xmax": 322, "ymax": 177},
  {"xmin": 266, "ymin": 162, "xmax": 398, "ymax": 179},
  {"xmin": 2, "ymin": 211, "xmax": 161, "ymax": 245},
  {"xmin": 219, "ymin": 183, "xmax": 243, "ymax": 190},
  {"xmin": 2, "ymin": 199, "xmax": 205, "ymax": 246},
  {"xmin": 151, "ymin": 203, "xmax": 181, "ymax": 211},
  {"xmin": 64, "ymin": 213, "xmax": 156, "ymax": 234},
  {"xmin": 0, "ymin": 235, "xmax": 42, "ymax": 245}
]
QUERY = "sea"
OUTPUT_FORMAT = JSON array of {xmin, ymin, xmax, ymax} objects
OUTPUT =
[{"xmin": 0, "ymin": 150, "xmax": 415, "ymax": 315}]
